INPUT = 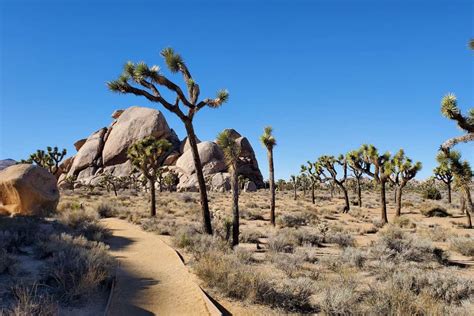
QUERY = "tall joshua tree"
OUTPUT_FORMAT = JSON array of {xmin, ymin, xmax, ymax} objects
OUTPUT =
[
  {"xmin": 389, "ymin": 149, "xmax": 422, "ymax": 217},
  {"xmin": 300, "ymin": 161, "xmax": 322, "ymax": 204},
  {"xmin": 260, "ymin": 126, "xmax": 277, "ymax": 226},
  {"xmin": 440, "ymin": 94, "xmax": 474, "ymax": 152},
  {"xmin": 346, "ymin": 149, "xmax": 364, "ymax": 207},
  {"xmin": 434, "ymin": 151, "xmax": 457, "ymax": 203},
  {"xmin": 317, "ymin": 155, "xmax": 350, "ymax": 213},
  {"xmin": 108, "ymin": 48, "xmax": 228, "ymax": 234},
  {"xmin": 216, "ymin": 130, "xmax": 241, "ymax": 247},
  {"xmin": 290, "ymin": 175, "xmax": 298, "ymax": 200},
  {"xmin": 127, "ymin": 137, "xmax": 172, "ymax": 217},
  {"xmin": 351, "ymin": 145, "xmax": 392, "ymax": 224}
]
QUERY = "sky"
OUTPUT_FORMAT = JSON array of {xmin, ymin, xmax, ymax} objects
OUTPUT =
[{"xmin": 0, "ymin": 0, "xmax": 473, "ymax": 180}]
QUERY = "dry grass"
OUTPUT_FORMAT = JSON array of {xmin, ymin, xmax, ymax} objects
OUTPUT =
[{"xmin": 51, "ymin": 186, "xmax": 474, "ymax": 314}]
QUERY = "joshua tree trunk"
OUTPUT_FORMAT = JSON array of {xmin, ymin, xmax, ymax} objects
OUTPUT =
[
  {"xmin": 356, "ymin": 177, "xmax": 362, "ymax": 207},
  {"xmin": 395, "ymin": 186, "xmax": 403, "ymax": 217},
  {"xmin": 393, "ymin": 188, "xmax": 397, "ymax": 204},
  {"xmin": 112, "ymin": 183, "xmax": 118, "ymax": 197},
  {"xmin": 341, "ymin": 185, "xmax": 350, "ymax": 213},
  {"xmin": 311, "ymin": 182, "xmax": 315, "ymax": 204},
  {"xmin": 185, "ymin": 122, "xmax": 213, "ymax": 234},
  {"xmin": 380, "ymin": 181, "xmax": 388, "ymax": 224},
  {"xmin": 463, "ymin": 186, "xmax": 473, "ymax": 229},
  {"xmin": 268, "ymin": 150, "xmax": 276, "ymax": 226},
  {"xmin": 447, "ymin": 182, "xmax": 452, "ymax": 204},
  {"xmin": 149, "ymin": 178, "xmax": 156, "ymax": 217},
  {"xmin": 293, "ymin": 184, "xmax": 297, "ymax": 200},
  {"xmin": 231, "ymin": 166, "xmax": 240, "ymax": 247}
]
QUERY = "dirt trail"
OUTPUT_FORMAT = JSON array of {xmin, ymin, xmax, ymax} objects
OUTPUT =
[{"xmin": 102, "ymin": 218, "xmax": 210, "ymax": 316}]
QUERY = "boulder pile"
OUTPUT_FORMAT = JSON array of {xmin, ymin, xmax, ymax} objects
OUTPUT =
[{"xmin": 57, "ymin": 106, "xmax": 264, "ymax": 191}]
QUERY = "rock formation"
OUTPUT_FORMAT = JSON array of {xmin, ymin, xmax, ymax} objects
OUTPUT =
[
  {"xmin": 0, "ymin": 164, "xmax": 59, "ymax": 216},
  {"xmin": 0, "ymin": 159, "xmax": 16, "ymax": 171},
  {"xmin": 57, "ymin": 106, "xmax": 264, "ymax": 192}
]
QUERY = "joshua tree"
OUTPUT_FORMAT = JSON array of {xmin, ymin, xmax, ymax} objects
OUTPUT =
[
  {"xmin": 64, "ymin": 175, "xmax": 77, "ymax": 191},
  {"xmin": 351, "ymin": 144, "xmax": 392, "ymax": 224},
  {"xmin": 108, "ymin": 48, "xmax": 229, "ymax": 234},
  {"xmin": 164, "ymin": 169, "xmax": 179, "ymax": 192},
  {"xmin": 346, "ymin": 149, "xmax": 364, "ymax": 207},
  {"xmin": 445, "ymin": 152, "xmax": 473, "ymax": 228},
  {"xmin": 389, "ymin": 149, "xmax": 422, "ymax": 216},
  {"xmin": 298, "ymin": 174, "xmax": 310, "ymax": 196},
  {"xmin": 25, "ymin": 146, "xmax": 67, "ymax": 174},
  {"xmin": 128, "ymin": 137, "xmax": 172, "ymax": 217},
  {"xmin": 434, "ymin": 151, "xmax": 457, "ymax": 203},
  {"xmin": 260, "ymin": 126, "xmax": 277, "ymax": 226},
  {"xmin": 317, "ymin": 155, "xmax": 350, "ymax": 213},
  {"xmin": 276, "ymin": 179, "xmax": 286, "ymax": 191},
  {"xmin": 439, "ymin": 94, "xmax": 474, "ymax": 152},
  {"xmin": 300, "ymin": 161, "xmax": 322, "ymax": 204},
  {"xmin": 290, "ymin": 175, "xmax": 298, "ymax": 200},
  {"xmin": 216, "ymin": 130, "xmax": 241, "ymax": 247},
  {"xmin": 100, "ymin": 172, "xmax": 119, "ymax": 197}
]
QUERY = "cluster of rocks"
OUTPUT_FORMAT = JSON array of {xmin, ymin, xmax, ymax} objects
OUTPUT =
[{"xmin": 57, "ymin": 106, "xmax": 264, "ymax": 192}]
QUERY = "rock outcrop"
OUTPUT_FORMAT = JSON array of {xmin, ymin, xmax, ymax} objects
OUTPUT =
[
  {"xmin": 102, "ymin": 106, "xmax": 174, "ymax": 166},
  {"xmin": 0, "ymin": 164, "xmax": 59, "ymax": 216},
  {"xmin": 57, "ymin": 106, "xmax": 264, "ymax": 192}
]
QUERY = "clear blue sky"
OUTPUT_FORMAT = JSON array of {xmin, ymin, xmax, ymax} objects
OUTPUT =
[{"xmin": 1, "ymin": 0, "xmax": 472, "ymax": 180}]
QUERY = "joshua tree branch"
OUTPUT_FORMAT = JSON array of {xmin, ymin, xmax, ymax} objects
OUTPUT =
[{"xmin": 441, "ymin": 133, "xmax": 474, "ymax": 152}]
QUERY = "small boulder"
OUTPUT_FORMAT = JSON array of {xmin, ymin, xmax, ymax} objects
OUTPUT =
[
  {"xmin": 0, "ymin": 164, "xmax": 59, "ymax": 216},
  {"xmin": 175, "ymin": 141, "xmax": 226, "ymax": 176},
  {"xmin": 111, "ymin": 109, "xmax": 124, "ymax": 119},
  {"xmin": 243, "ymin": 181, "xmax": 257, "ymax": 192},
  {"xmin": 211, "ymin": 173, "xmax": 231, "ymax": 192},
  {"xmin": 74, "ymin": 138, "xmax": 87, "ymax": 151}
]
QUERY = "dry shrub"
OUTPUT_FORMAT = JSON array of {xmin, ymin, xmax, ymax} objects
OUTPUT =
[
  {"xmin": 449, "ymin": 237, "xmax": 474, "ymax": 257},
  {"xmin": 339, "ymin": 247, "xmax": 367, "ymax": 268},
  {"xmin": 239, "ymin": 229, "xmax": 265, "ymax": 243},
  {"xmin": 392, "ymin": 216, "xmax": 416, "ymax": 229},
  {"xmin": 8, "ymin": 284, "xmax": 58, "ymax": 316},
  {"xmin": 370, "ymin": 227, "xmax": 447, "ymax": 264},
  {"xmin": 141, "ymin": 217, "xmax": 176, "ymax": 236},
  {"xmin": 194, "ymin": 251, "xmax": 315, "ymax": 312},
  {"xmin": 319, "ymin": 277, "xmax": 361, "ymax": 315},
  {"xmin": 241, "ymin": 209, "xmax": 265, "ymax": 220},
  {"xmin": 419, "ymin": 202, "xmax": 450, "ymax": 217},
  {"xmin": 39, "ymin": 233, "xmax": 114, "ymax": 304},
  {"xmin": 0, "ymin": 249, "xmax": 18, "ymax": 275},
  {"xmin": 57, "ymin": 208, "xmax": 110, "ymax": 242},
  {"xmin": 96, "ymin": 203, "xmax": 117, "ymax": 218},
  {"xmin": 325, "ymin": 231, "xmax": 355, "ymax": 248}
]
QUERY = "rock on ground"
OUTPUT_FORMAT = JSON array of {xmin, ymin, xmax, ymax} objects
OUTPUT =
[{"xmin": 0, "ymin": 164, "xmax": 59, "ymax": 216}]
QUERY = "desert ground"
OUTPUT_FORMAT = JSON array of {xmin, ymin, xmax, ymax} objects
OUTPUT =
[{"xmin": 3, "ymin": 183, "xmax": 470, "ymax": 315}]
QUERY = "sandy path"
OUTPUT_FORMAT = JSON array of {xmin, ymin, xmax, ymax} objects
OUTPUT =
[{"xmin": 102, "ymin": 218, "xmax": 210, "ymax": 316}]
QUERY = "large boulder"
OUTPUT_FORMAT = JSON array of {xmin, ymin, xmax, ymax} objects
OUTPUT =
[
  {"xmin": 243, "ymin": 181, "xmax": 257, "ymax": 192},
  {"xmin": 219, "ymin": 129, "xmax": 264, "ymax": 188},
  {"xmin": 68, "ymin": 128, "xmax": 107, "ymax": 177},
  {"xmin": 180, "ymin": 136, "xmax": 201, "ymax": 154},
  {"xmin": 211, "ymin": 173, "xmax": 231, "ymax": 192},
  {"xmin": 176, "ymin": 141, "xmax": 226, "ymax": 176},
  {"xmin": 0, "ymin": 159, "xmax": 16, "ymax": 171},
  {"xmin": 102, "ymin": 106, "xmax": 172, "ymax": 166},
  {"xmin": 73, "ymin": 138, "xmax": 87, "ymax": 151},
  {"xmin": 0, "ymin": 164, "xmax": 59, "ymax": 216}
]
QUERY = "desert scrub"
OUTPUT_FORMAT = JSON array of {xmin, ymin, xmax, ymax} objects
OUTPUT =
[
  {"xmin": 419, "ymin": 202, "xmax": 450, "ymax": 217},
  {"xmin": 39, "ymin": 233, "xmax": 114, "ymax": 304},
  {"xmin": 319, "ymin": 277, "xmax": 361, "ymax": 315},
  {"xmin": 57, "ymin": 208, "xmax": 110, "ymax": 241},
  {"xmin": 7, "ymin": 284, "xmax": 58, "ymax": 316},
  {"xmin": 0, "ymin": 249, "xmax": 18, "ymax": 275},
  {"xmin": 421, "ymin": 185, "xmax": 442, "ymax": 200},
  {"xmin": 449, "ymin": 237, "xmax": 474, "ymax": 257},
  {"xmin": 369, "ymin": 227, "xmax": 447, "ymax": 264},
  {"xmin": 392, "ymin": 216, "xmax": 416, "ymax": 229},
  {"xmin": 239, "ymin": 228, "xmax": 265, "ymax": 243},
  {"xmin": 276, "ymin": 211, "xmax": 316, "ymax": 228},
  {"xmin": 96, "ymin": 202, "xmax": 118, "ymax": 218},
  {"xmin": 173, "ymin": 226, "xmax": 228, "ymax": 260},
  {"xmin": 141, "ymin": 216, "xmax": 176, "ymax": 236},
  {"xmin": 324, "ymin": 230, "xmax": 355, "ymax": 248},
  {"xmin": 194, "ymin": 251, "xmax": 315, "ymax": 312},
  {"xmin": 241, "ymin": 209, "xmax": 265, "ymax": 220}
]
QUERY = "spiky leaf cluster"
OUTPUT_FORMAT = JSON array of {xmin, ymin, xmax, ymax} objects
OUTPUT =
[
  {"xmin": 216, "ymin": 130, "xmax": 241, "ymax": 171},
  {"xmin": 390, "ymin": 149, "xmax": 422, "ymax": 186},
  {"xmin": 107, "ymin": 47, "xmax": 229, "ymax": 114},
  {"xmin": 127, "ymin": 137, "xmax": 172, "ymax": 180},
  {"xmin": 260, "ymin": 126, "xmax": 276, "ymax": 150}
]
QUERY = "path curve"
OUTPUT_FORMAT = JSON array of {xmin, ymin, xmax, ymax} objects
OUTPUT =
[{"xmin": 102, "ymin": 218, "xmax": 210, "ymax": 316}]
